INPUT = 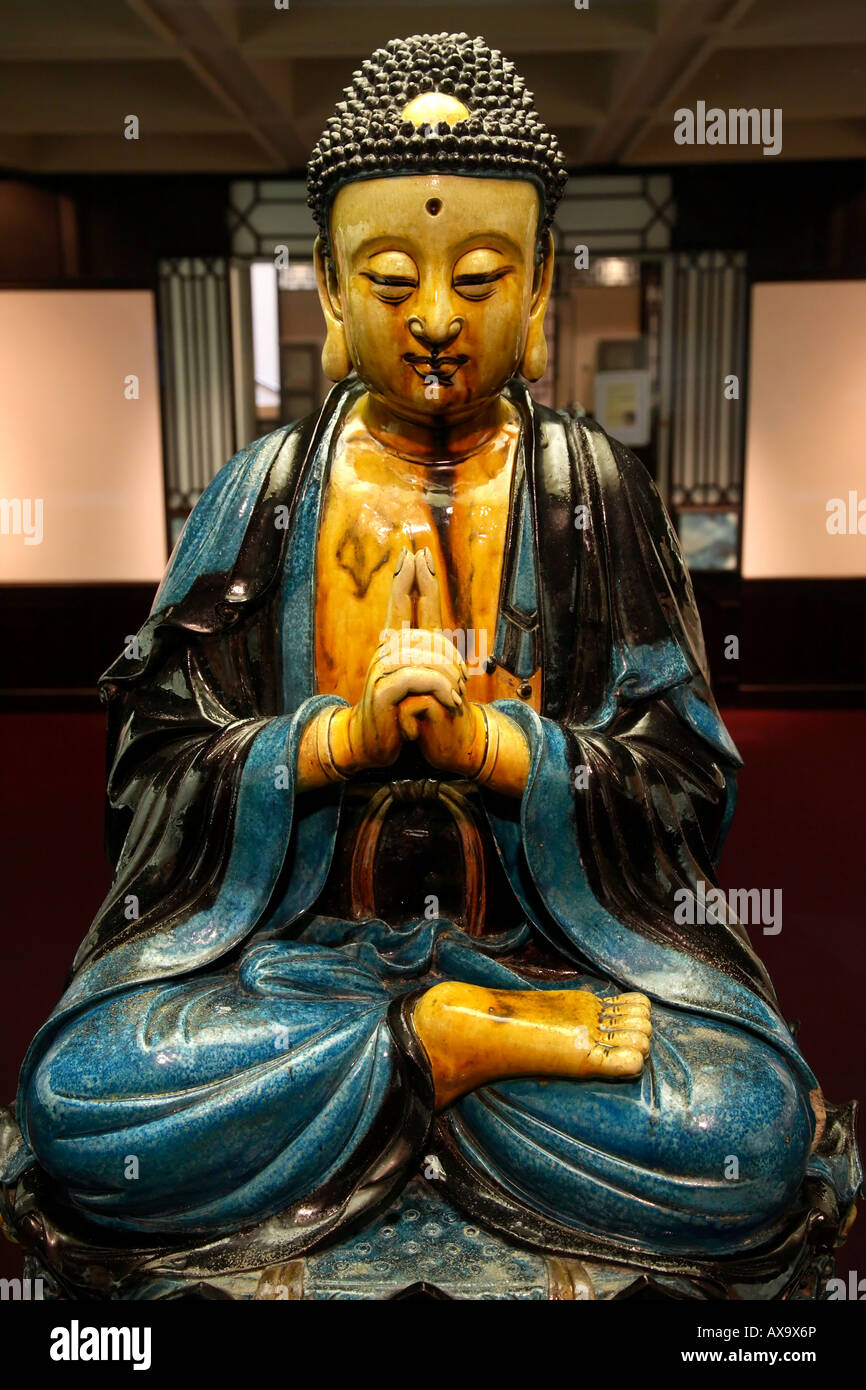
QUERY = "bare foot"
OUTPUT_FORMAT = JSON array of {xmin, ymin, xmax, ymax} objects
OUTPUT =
[{"xmin": 412, "ymin": 982, "xmax": 652, "ymax": 1109}]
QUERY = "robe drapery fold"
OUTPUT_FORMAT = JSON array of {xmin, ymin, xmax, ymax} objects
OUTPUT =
[{"xmin": 15, "ymin": 377, "xmax": 854, "ymax": 1261}]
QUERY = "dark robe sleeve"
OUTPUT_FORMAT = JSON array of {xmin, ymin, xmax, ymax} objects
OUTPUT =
[
  {"xmin": 484, "ymin": 415, "xmax": 817, "ymax": 1092},
  {"xmin": 15, "ymin": 423, "xmax": 435, "ymax": 1241}
]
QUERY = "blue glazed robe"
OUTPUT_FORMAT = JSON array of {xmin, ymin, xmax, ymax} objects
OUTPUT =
[{"xmin": 14, "ymin": 379, "xmax": 857, "ymax": 1265}]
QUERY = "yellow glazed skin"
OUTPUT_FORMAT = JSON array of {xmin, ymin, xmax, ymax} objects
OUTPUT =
[{"xmin": 294, "ymin": 167, "xmax": 653, "ymax": 1106}]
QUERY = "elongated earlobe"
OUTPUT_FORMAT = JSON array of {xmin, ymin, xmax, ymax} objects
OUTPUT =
[
  {"xmin": 322, "ymin": 323, "xmax": 351, "ymax": 381},
  {"xmin": 314, "ymin": 235, "xmax": 352, "ymax": 381},
  {"xmin": 519, "ymin": 228, "xmax": 554, "ymax": 382},
  {"xmin": 519, "ymin": 320, "xmax": 548, "ymax": 381}
]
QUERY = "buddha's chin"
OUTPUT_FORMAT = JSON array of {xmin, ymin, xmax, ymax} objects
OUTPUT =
[{"xmin": 360, "ymin": 378, "xmax": 509, "ymax": 429}]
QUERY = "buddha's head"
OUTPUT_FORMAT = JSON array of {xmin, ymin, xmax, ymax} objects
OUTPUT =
[{"xmin": 307, "ymin": 33, "xmax": 568, "ymax": 425}]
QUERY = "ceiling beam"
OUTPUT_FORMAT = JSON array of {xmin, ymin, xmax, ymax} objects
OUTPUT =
[
  {"xmin": 580, "ymin": 0, "xmax": 759, "ymax": 165},
  {"xmin": 125, "ymin": 0, "xmax": 298, "ymax": 166}
]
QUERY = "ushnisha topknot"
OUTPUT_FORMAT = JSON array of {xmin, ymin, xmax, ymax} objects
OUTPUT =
[{"xmin": 307, "ymin": 32, "xmax": 568, "ymax": 257}]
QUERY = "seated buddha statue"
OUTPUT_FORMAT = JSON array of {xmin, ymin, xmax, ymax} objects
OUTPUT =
[{"xmin": 2, "ymin": 32, "xmax": 859, "ymax": 1299}]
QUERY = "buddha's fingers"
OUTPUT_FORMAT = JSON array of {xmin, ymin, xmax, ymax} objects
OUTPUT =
[
  {"xmin": 383, "ymin": 665, "xmax": 461, "ymax": 708},
  {"xmin": 398, "ymin": 695, "xmax": 431, "ymax": 741},
  {"xmin": 376, "ymin": 648, "xmax": 464, "ymax": 693},
  {"xmin": 421, "ymin": 629, "xmax": 469, "ymax": 679},
  {"xmin": 393, "ymin": 628, "xmax": 468, "ymax": 681},
  {"xmin": 384, "ymin": 547, "xmax": 416, "ymax": 631},
  {"xmin": 416, "ymin": 546, "xmax": 445, "ymax": 631},
  {"xmin": 376, "ymin": 660, "xmax": 464, "ymax": 703},
  {"xmin": 600, "ymin": 1029, "xmax": 651, "ymax": 1057}
]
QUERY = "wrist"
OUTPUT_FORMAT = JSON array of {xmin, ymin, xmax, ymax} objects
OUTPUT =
[
  {"xmin": 472, "ymin": 706, "xmax": 530, "ymax": 795},
  {"xmin": 297, "ymin": 703, "xmax": 355, "ymax": 792},
  {"xmin": 463, "ymin": 703, "xmax": 489, "ymax": 778},
  {"xmin": 470, "ymin": 705, "xmax": 500, "ymax": 784},
  {"xmin": 328, "ymin": 703, "xmax": 363, "ymax": 777}
]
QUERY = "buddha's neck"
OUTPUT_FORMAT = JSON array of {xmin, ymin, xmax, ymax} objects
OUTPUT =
[{"xmin": 358, "ymin": 391, "xmax": 515, "ymax": 465}]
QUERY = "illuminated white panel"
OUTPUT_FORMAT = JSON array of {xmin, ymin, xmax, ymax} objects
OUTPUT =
[
  {"xmin": 250, "ymin": 260, "xmax": 280, "ymax": 411},
  {"xmin": 0, "ymin": 289, "xmax": 166, "ymax": 582},
  {"xmin": 743, "ymin": 282, "xmax": 866, "ymax": 578}
]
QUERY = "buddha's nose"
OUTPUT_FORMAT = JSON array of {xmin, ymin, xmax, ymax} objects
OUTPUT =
[{"xmin": 406, "ymin": 309, "xmax": 464, "ymax": 353}]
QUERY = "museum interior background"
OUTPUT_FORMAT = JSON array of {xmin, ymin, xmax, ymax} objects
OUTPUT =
[{"xmin": 1, "ymin": 0, "xmax": 865, "ymax": 1286}]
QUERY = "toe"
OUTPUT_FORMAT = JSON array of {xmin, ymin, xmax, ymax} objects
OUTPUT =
[
  {"xmin": 600, "ymin": 1006, "xmax": 651, "ymax": 1028},
  {"xmin": 611, "ymin": 1013, "xmax": 652, "ymax": 1035},
  {"xmin": 608, "ymin": 992, "xmax": 651, "ymax": 1010},
  {"xmin": 599, "ymin": 1045, "xmax": 644, "ymax": 1078},
  {"xmin": 602, "ymin": 1028, "xmax": 651, "ymax": 1056}
]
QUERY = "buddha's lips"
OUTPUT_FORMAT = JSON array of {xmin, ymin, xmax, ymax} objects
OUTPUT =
[{"xmin": 404, "ymin": 353, "xmax": 469, "ymax": 385}]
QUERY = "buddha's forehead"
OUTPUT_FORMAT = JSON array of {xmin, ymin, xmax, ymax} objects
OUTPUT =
[{"xmin": 329, "ymin": 174, "xmax": 540, "ymax": 263}]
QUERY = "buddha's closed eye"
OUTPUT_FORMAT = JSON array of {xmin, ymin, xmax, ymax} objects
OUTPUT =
[
  {"xmin": 452, "ymin": 249, "xmax": 513, "ymax": 301},
  {"xmin": 362, "ymin": 251, "xmax": 418, "ymax": 303},
  {"xmin": 452, "ymin": 267, "xmax": 510, "ymax": 301},
  {"xmin": 361, "ymin": 271, "xmax": 417, "ymax": 304}
]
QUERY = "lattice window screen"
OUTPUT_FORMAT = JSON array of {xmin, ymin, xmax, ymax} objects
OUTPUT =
[
  {"xmin": 670, "ymin": 252, "xmax": 747, "ymax": 507},
  {"xmin": 158, "ymin": 257, "xmax": 238, "ymax": 540}
]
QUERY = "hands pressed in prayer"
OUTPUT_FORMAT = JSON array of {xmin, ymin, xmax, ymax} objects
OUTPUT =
[
  {"xmin": 334, "ymin": 546, "xmax": 470, "ymax": 772},
  {"xmin": 301, "ymin": 545, "xmax": 530, "ymax": 793},
  {"xmin": 392, "ymin": 547, "xmax": 489, "ymax": 778}
]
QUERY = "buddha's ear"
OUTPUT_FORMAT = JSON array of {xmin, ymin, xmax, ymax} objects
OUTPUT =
[
  {"xmin": 518, "ymin": 228, "xmax": 555, "ymax": 382},
  {"xmin": 314, "ymin": 236, "xmax": 352, "ymax": 381}
]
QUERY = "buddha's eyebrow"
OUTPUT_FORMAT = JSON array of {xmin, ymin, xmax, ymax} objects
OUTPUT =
[
  {"xmin": 361, "ymin": 269, "xmax": 417, "ymax": 284},
  {"xmin": 453, "ymin": 265, "xmax": 513, "ymax": 283}
]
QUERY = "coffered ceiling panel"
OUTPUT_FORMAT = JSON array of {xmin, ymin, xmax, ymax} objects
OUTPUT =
[{"xmin": 0, "ymin": 0, "xmax": 862, "ymax": 173}]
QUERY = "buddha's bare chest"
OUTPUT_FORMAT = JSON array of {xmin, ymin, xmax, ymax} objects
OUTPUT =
[{"xmin": 313, "ymin": 426, "xmax": 533, "ymax": 707}]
